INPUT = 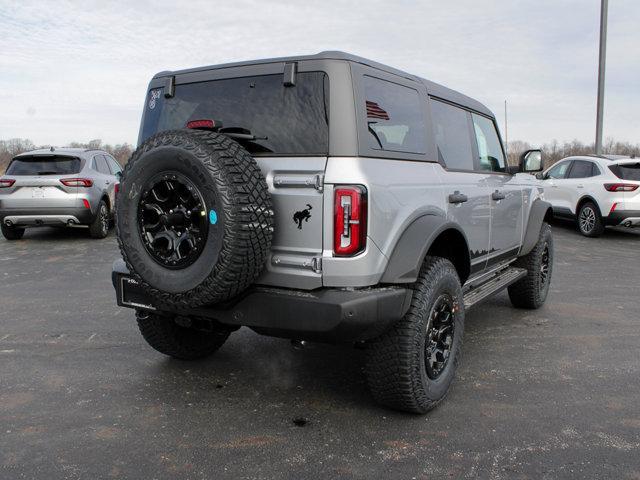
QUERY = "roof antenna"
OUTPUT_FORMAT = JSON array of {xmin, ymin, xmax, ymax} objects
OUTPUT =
[{"xmin": 50, "ymin": 146, "xmax": 55, "ymax": 152}]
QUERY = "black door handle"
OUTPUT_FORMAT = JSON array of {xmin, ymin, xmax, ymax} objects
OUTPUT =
[
  {"xmin": 448, "ymin": 191, "xmax": 468, "ymax": 204},
  {"xmin": 492, "ymin": 190, "xmax": 506, "ymax": 201}
]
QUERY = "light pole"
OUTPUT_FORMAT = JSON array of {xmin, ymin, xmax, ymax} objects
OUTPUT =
[{"xmin": 595, "ymin": 0, "xmax": 608, "ymax": 155}]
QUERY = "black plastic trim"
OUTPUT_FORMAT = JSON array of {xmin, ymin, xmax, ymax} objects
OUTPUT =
[{"xmin": 112, "ymin": 260, "xmax": 412, "ymax": 343}]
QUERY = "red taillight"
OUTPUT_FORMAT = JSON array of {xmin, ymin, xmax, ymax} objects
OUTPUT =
[
  {"xmin": 61, "ymin": 178, "xmax": 93, "ymax": 187},
  {"xmin": 186, "ymin": 119, "xmax": 218, "ymax": 130},
  {"xmin": 82, "ymin": 199, "xmax": 91, "ymax": 209},
  {"xmin": 610, "ymin": 202, "xmax": 618, "ymax": 214},
  {"xmin": 604, "ymin": 183, "xmax": 639, "ymax": 192},
  {"xmin": 115, "ymin": 183, "xmax": 120, "ymax": 195},
  {"xmin": 0, "ymin": 178, "xmax": 16, "ymax": 188},
  {"xmin": 334, "ymin": 185, "xmax": 367, "ymax": 257}
]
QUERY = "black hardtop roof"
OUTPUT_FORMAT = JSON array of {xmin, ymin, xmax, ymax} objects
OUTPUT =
[{"xmin": 153, "ymin": 51, "xmax": 493, "ymax": 117}]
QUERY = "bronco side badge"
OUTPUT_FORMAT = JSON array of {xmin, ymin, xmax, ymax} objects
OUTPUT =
[{"xmin": 293, "ymin": 204, "xmax": 312, "ymax": 230}]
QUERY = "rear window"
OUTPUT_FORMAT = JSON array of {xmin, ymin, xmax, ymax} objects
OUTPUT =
[
  {"xmin": 141, "ymin": 72, "xmax": 329, "ymax": 155},
  {"xmin": 609, "ymin": 163, "xmax": 640, "ymax": 181},
  {"xmin": 6, "ymin": 156, "xmax": 81, "ymax": 176},
  {"xmin": 363, "ymin": 76, "xmax": 426, "ymax": 154}
]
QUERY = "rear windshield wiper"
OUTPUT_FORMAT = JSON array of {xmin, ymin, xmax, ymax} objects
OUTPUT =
[
  {"xmin": 219, "ymin": 126, "xmax": 268, "ymax": 141},
  {"xmin": 367, "ymin": 122, "xmax": 384, "ymax": 149},
  {"xmin": 37, "ymin": 171, "xmax": 61, "ymax": 175}
]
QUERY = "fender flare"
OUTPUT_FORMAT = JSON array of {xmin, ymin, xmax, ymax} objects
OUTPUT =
[
  {"xmin": 576, "ymin": 195, "xmax": 601, "ymax": 216},
  {"xmin": 381, "ymin": 214, "xmax": 470, "ymax": 284},
  {"xmin": 520, "ymin": 199, "xmax": 553, "ymax": 256}
]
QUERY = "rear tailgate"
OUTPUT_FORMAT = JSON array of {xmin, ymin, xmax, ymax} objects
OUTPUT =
[
  {"xmin": 610, "ymin": 162, "xmax": 640, "ymax": 209},
  {"xmin": 255, "ymin": 157, "xmax": 326, "ymax": 290},
  {"xmin": 0, "ymin": 155, "xmax": 81, "ymax": 210}
]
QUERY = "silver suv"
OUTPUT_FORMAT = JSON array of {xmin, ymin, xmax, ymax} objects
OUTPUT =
[
  {"xmin": 0, "ymin": 148, "xmax": 122, "ymax": 239},
  {"xmin": 112, "ymin": 52, "xmax": 553, "ymax": 413}
]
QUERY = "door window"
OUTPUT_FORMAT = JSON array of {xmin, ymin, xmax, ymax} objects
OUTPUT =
[
  {"xmin": 546, "ymin": 162, "xmax": 570, "ymax": 179},
  {"xmin": 471, "ymin": 113, "xmax": 506, "ymax": 173},
  {"xmin": 363, "ymin": 76, "xmax": 426, "ymax": 154},
  {"xmin": 568, "ymin": 160, "xmax": 596, "ymax": 179},
  {"xmin": 430, "ymin": 99, "xmax": 474, "ymax": 171}
]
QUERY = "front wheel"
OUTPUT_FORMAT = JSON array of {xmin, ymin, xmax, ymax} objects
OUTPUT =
[
  {"xmin": 136, "ymin": 310, "xmax": 231, "ymax": 360},
  {"xmin": 365, "ymin": 257, "xmax": 465, "ymax": 414},
  {"xmin": 508, "ymin": 222, "xmax": 553, "ymax": 309},
  {"xmin": 577, "ymin": 201, "xmax": 604, "ymax": 237}
]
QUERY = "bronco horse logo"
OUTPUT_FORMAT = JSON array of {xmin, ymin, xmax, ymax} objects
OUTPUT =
[{"xmin": 293, "ymin": 204, "xmax": 312, "ymax": 230}]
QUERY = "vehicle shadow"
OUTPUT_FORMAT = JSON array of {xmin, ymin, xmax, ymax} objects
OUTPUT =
[
  {"xmin": 133, "ymin": 312, "xmax": 491, "ymax": 419},
  {"xmin": 16, "ymin": 226, "xmax": 116, "ymax": 242},
  {"xmin": 549, "ymin": 218, "xmax": 640, "ymax": 239}
]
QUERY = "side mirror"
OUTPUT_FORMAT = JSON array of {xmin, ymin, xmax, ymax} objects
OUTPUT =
[
  {"xmin": 520, "ymin": 149, "xmax": 543, "ymax": 173},
  {"xmin": 535, "ymin": 172, "xmax": 545, "ymax": 180}
]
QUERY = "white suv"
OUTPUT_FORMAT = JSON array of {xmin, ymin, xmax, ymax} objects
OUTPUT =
[{"xmin": 540, "ymin": 155, "xmax": 640, "ymax": 236}]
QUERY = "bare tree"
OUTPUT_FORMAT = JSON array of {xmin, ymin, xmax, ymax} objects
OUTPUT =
[{"xmin": 508, "ymin": 137, "xmax": 640, "ymax": 169}]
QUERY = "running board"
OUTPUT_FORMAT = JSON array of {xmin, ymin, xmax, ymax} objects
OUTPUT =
[{"xmin": 463, "ymin": 267, "xmax": 527, "ymax": 309}]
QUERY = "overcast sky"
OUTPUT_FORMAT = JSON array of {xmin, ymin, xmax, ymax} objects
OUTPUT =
[{"xmin": 1, "ymin": 0, "xmax": 638, "ymax": 147}]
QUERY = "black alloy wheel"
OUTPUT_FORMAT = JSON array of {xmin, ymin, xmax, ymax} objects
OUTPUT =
[{"xmin": 138, "ymin": 172, "xmax": 208, "ymax": 269}]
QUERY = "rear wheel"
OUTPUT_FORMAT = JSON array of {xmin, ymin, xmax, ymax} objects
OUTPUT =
[
  {"xmin": 1, "ymin": 223, "xmax": 25, "ymax": 240},
  {"xmin": 89, "ymin": 200, "xmax": 110, "ymax": 239},
  {"xmin": 136, "ymin": 310, "xmax": 231, "ymax": 360},
  {"xmin": 365, "ymin": 257, "xmax": 464, "ymax": 413},
  {"xmin": 577, "ymin": 201, "xmax": 604, "ymax": 237}
]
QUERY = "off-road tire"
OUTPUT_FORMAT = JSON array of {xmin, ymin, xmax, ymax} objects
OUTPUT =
[
  {"xmin": 89, "ymin": 200, "xmax": 110, "ymax": 239},
  {"xmin": 1, "ymin": 224, "xmax": 25, "ymax": 240},
  {"xmin": 577, "ymin": 201, "xmax": 604, "ymax": 237},
  {"xmin": 508, "ymin": 222, "xmax": 553, "ymax": 309},
  {"xmin": 365, "ymin": 257, "xmax": 465, "ymax": 414},
  {"xmin": 136, "ymin": 311, "xmax": 230, "ymax": 360},
  {"xmin": 116, "ymin": 129, "xmax": 274, "ymax": 309}
]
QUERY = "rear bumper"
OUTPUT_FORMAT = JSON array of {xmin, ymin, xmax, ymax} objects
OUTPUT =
[
  {"xmin": 112, "ymin": 260, "xmax": 412, "ymax": 343},
  {"xmin": 605, "ymin": 210, "xmax": 640, "ymax": 227},
  {"xmin": 0, "ymin": 207, "xmax": 94, "ymax": 226}
]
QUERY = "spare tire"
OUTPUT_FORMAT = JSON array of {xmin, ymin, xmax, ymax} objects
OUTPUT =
[{"xmin": 116, "ymin": 129, "xmax": 274, "ymax": 308}]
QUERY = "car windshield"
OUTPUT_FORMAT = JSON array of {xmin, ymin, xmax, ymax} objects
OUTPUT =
[
  {"xmin": 142, "ymin": 72, "xmax": 329, "ymax": 155},
  {"xmin": 6, "ymin": 156, "xmax": 81, "ymax": 175}
]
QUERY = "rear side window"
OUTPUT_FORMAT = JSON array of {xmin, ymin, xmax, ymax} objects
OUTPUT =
[
  {"xmin": 95, "ymin": 155, "xmax": 111, "ymax": 175},
  {"xmin": 6, "ymin": 156, "xmax": 81, "ymax": 176},
  {"xmin": 471, "ymin": 113, "xmax": 505, "ymax": 173},
  {"xmin": 143, "ymin": 72, "xmax": 329, "ymax": 155},
  {"xmin": 609, "ymin": 163, "xmax": 640, "ymax": 181},
  {"xmin": 363, "ymin": 76, "xmax": 426, "ymax": 154},
  {"xmin": 430, "ymin": 99, "xmax": 474, "ymax": 171},
  {"xmin": 568, "ymin": 160, "xmax": 596, "ymax": 179}
]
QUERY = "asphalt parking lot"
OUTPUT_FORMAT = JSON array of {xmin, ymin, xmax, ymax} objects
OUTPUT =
[{"xmin": 1, "ymin": 222, "xmax": 639, "ymax": 479}]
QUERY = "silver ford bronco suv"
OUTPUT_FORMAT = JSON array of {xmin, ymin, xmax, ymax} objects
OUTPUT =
[{"xmin": 113, "ymin": 52, "xmax": 553, "ymax": 413}]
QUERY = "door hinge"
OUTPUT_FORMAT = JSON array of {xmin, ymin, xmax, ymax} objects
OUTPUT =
[
  {"xmin": 271, "ymin": 254, "xmax": 322, "ymax": 273},
  {"xmin": 273, "ymin": 173, "xmax": 324, "ymax": 192}
]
